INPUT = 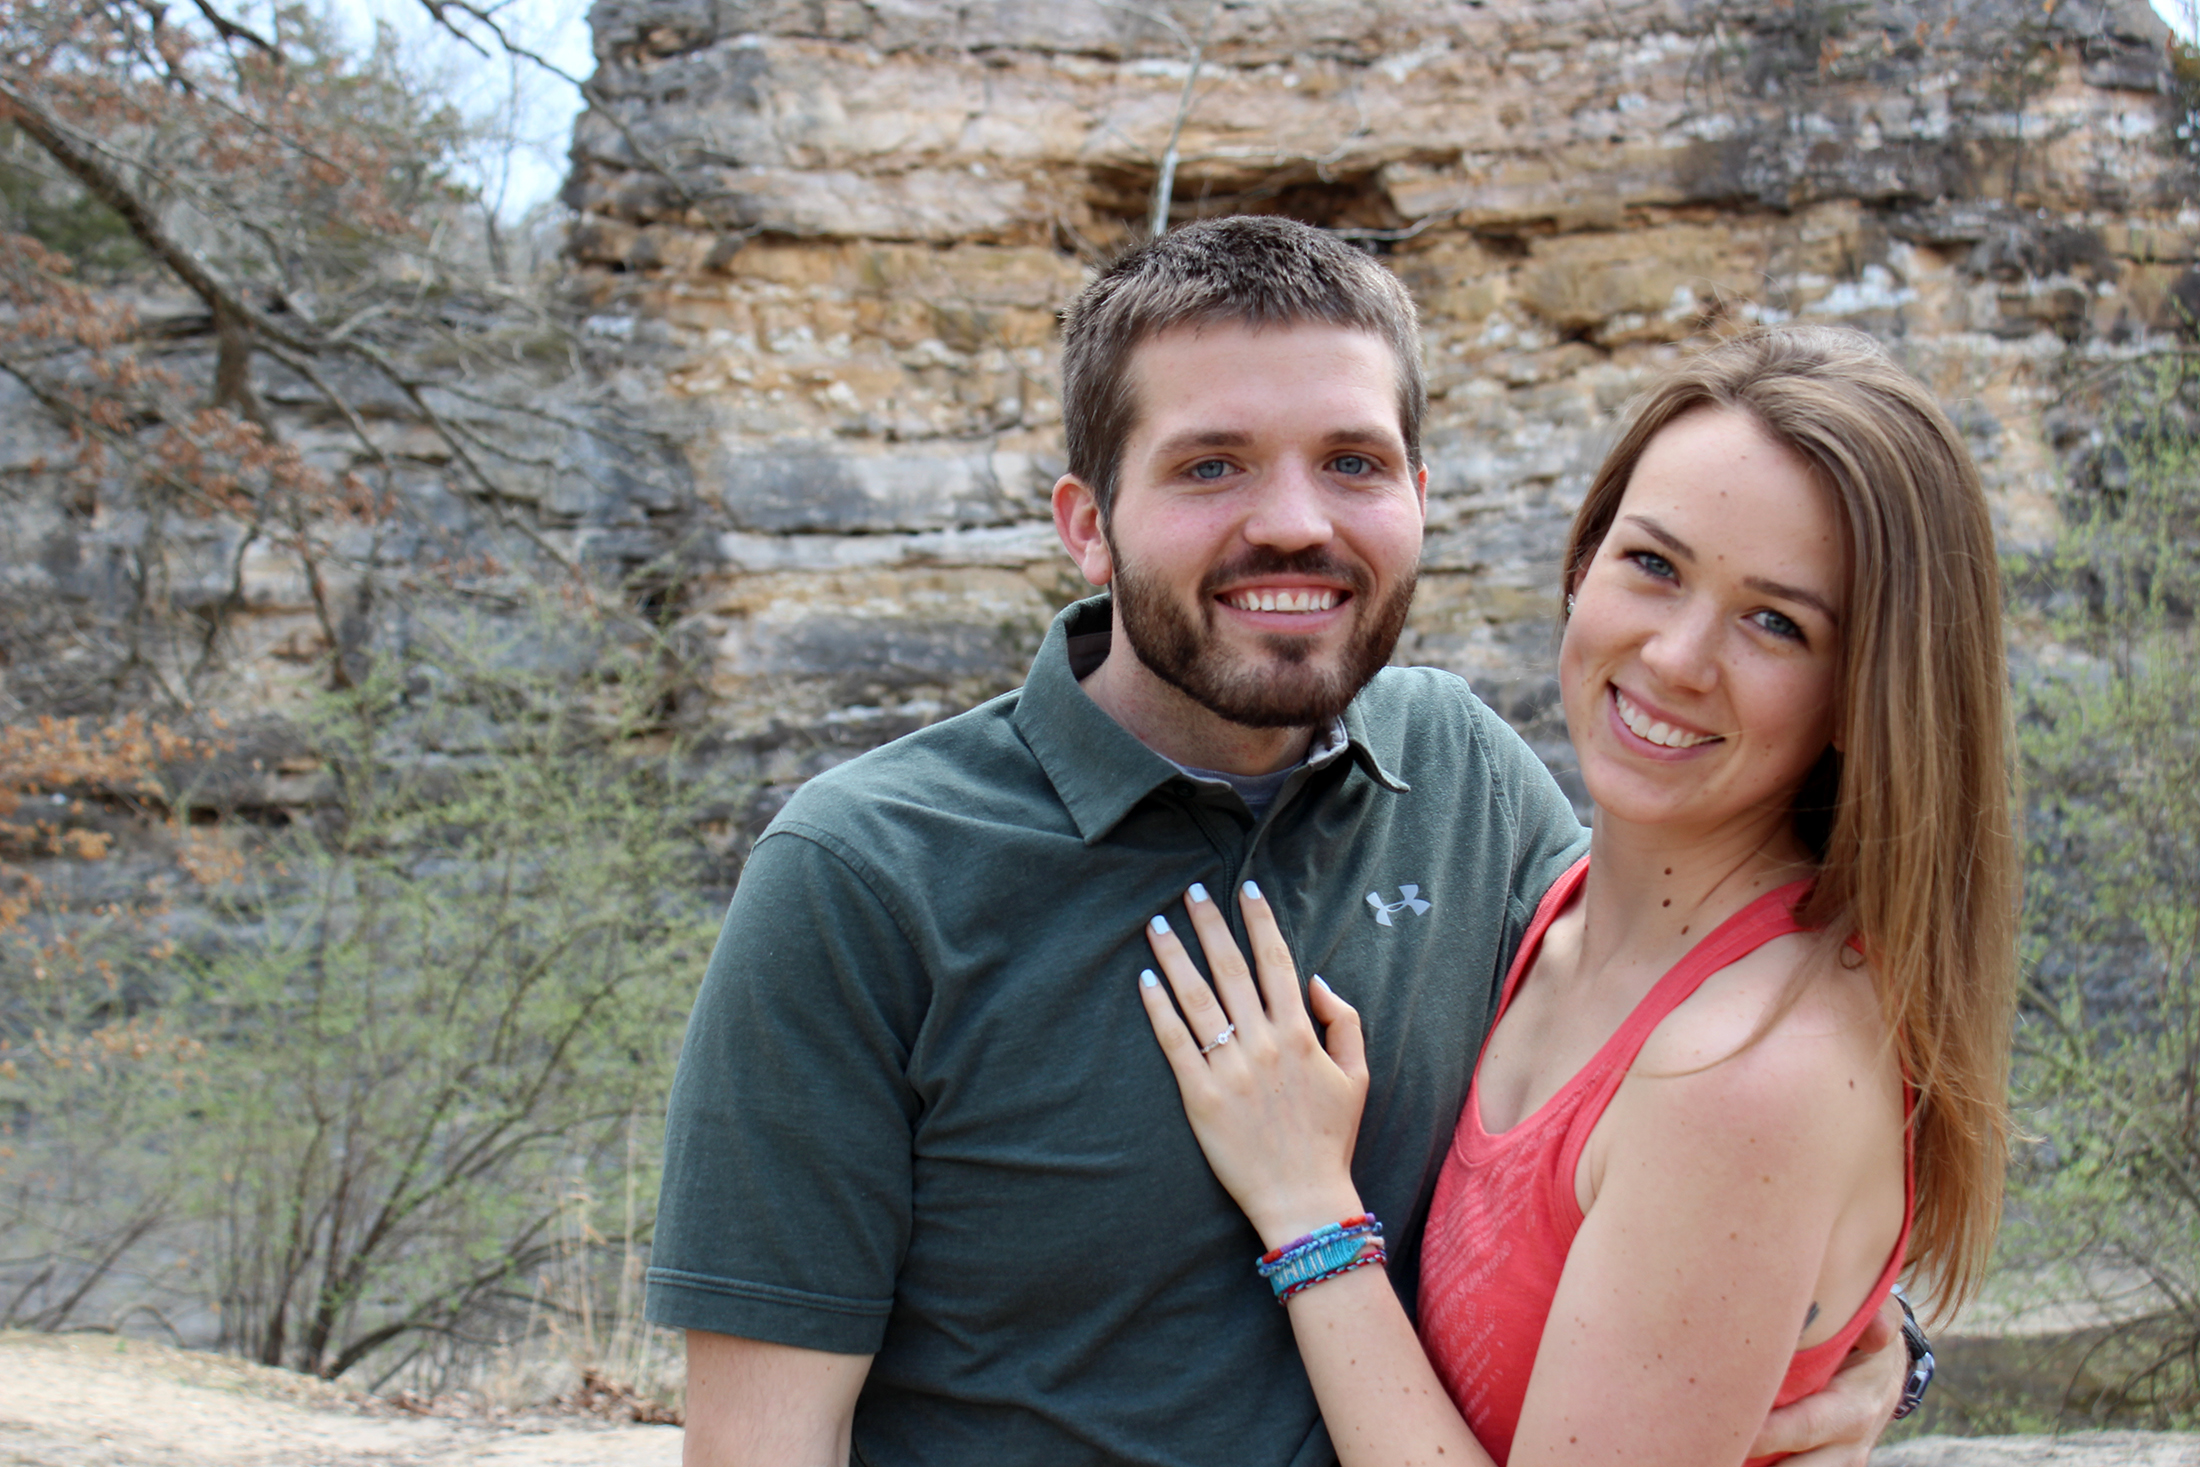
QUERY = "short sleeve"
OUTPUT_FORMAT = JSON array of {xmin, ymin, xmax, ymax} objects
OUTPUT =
[
  {"xmin": 1478, "ymin": 706, "xmax": 1591, "ymax": 1005},
  {"xmin": 645, "ymin": 826, "xmax": 928, "ymax": 1354}
]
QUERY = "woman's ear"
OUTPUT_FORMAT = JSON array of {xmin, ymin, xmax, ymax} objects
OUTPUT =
[{"xmin": 1052, "ymin": 474, "xmax": 1114, "ymax": 587}]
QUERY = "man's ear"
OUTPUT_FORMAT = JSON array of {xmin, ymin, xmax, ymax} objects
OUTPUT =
[
  {"xmin": 1414, "ymin": 462, "xmax": 1429, "ymax": 518},
  {"xmin": 1052, "ymin": 474, "xmax": 1114, "ymax": 587}
]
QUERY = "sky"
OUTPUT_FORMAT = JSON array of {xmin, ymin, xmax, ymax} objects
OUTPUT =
[
  {"xmin": 324, "ymin": 0, "xmax": 594, "ymax": 220},
  {"xmin": 320, "ymin": 0, "xmax": 2197, "ymax": 220}
]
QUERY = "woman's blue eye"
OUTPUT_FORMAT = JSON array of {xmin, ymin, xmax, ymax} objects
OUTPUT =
[
  {"xmin": 1755, "ymin": 609, "xmax": 1806, "ymax": 643},
  {"xmin": 1190, "ymin": 459, "xmax": 1231, "ymax": 480},
  {"xmin": 1628, "ymin": 550, "xmax": 1676, "ymax": 580}
]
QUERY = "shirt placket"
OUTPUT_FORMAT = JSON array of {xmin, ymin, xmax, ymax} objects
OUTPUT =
[{"xmin": 1179, "ymin": 765, "xmax": 1333, "ymax": 997}]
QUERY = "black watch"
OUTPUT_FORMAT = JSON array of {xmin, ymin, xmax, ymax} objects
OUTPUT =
[{"xmin": 1891, "ymin": 1286, "xmax": 1934, "ymax": 1420}]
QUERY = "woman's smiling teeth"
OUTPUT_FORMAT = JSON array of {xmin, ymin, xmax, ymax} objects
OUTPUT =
[
  {"xmin": 1224, "ymin": 588, "xmax": 1339, "ymax": 613},
  {"xmin": 1614, "ymin": 689, "xmax": 1719, "ymax": 750}
]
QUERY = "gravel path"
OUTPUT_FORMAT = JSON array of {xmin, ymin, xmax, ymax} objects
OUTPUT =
[
  {"xmin": 0, "ymin": 1332, "xmax": 679, "ymax": 1467},
  {"xmin": 1878, "ymin": 1436, "xmax": 2200, "ymax": 1465},
  {"xmin": 6, "ymin": 1329, "xmax": 2198, "ymax": 1466}
]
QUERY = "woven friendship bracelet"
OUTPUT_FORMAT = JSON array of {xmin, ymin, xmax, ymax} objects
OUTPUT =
[
  {"xmin": 1257, "ymin": 1215, "xmax": 1386, "ymax": 1302},
  {"xmin": 1275, "ymin": 1238, "xmax": 1387, "ymax": 1303},
  {"xmin": 1257, "ymin": 1214, "xmax": 1380, "ymax": 1274}
]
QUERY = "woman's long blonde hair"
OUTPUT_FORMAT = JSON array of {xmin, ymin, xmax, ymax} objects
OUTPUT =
[{"xmin": 1560, "ymin": 326, "xmax": 2018, "ymax": 1315}]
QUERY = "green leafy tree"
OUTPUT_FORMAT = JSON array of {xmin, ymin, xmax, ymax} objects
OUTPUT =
[
  {"xmin": 2002, "ymin": 350, "xmax": 2200, "ymax": 1423},
  {"xmin": 0, "ymin": 0, "xmax": 704, "ymax": 1390},
  {"xmin": 1, "ymin": 609, "xmax": 722, "ymax": 1383}
]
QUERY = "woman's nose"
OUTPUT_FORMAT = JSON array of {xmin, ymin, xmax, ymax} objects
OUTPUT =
[{"xmin": 1641, "ymin": 601, "xmax": 1721, "ymax": 690}]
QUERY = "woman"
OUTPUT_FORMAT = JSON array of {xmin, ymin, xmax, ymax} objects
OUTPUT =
[{"xmin": 1135, "ymin": 325, "xmax": 2016, "ymax": 1465}]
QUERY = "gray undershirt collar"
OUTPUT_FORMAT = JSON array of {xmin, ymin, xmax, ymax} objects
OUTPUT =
[{"xmin": 1167, "ymin": 718, "xmax": 1351, "ymax": 820}]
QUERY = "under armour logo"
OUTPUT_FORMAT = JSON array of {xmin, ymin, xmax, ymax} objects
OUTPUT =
[{"xmin": 1366, "ymin": 886, "xmax": 1430, "ymax": 926}]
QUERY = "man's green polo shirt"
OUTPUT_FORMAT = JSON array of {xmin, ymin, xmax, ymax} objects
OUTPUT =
[{"xmin": 648, "ymin": 594, "xmax": 1587, "ymax": 1467}]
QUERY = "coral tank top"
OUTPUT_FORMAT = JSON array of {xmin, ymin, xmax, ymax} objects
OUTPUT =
[{"xmin": 1415, "ymin": 859, "xmax": 1913, "ymax": 1466}]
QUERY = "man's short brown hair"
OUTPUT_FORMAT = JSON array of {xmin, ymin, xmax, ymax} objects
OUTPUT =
[{"xmin": 1059, "ymin": 216, "xmax": 1427, "ymax": 518}]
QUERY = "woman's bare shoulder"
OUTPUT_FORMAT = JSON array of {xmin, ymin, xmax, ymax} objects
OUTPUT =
[{"xmin": 1625, "ymin": 932, "xmax": 1895, "ymax": 1149}]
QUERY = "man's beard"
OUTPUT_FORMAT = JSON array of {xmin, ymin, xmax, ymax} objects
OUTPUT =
[{"xmin": 1107, "ymin": 541, "xmax": 1416, "ymax": 729}]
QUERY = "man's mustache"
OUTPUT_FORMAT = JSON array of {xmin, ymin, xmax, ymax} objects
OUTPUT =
[{"xmin": 1198, "ymin": 549, "xmax": 1370, "ymax": 599}]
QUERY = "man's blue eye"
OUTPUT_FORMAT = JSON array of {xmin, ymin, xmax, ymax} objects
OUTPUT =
[
  {"xmin": 1190, "ymin": 460, "xmax": 1230, "ymax": 480},
  {"xmin": 1332, "ymin": 454, "xmax": 1371, "ymax": 475}
]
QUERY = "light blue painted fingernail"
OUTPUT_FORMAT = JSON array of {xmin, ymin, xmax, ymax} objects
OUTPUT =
[
  {"xmin": 1188, "ymin": 882, "xmax": 1210, "ymax": 904},
  {"xmin": 1140, "ymin": 969, "xmax": 1159, "ymax": 989},
  {"xmin": 1150, "ymin": 915, "xmax": 1170, "ymax": 935},
  {"xmin": 1242, "ymin": 879, "xmax": 1263, "ymax": 901}
]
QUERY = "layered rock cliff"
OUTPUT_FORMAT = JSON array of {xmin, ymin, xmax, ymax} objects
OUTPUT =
[
  {"xmin": 8, "ymin": 1, "xmax": 2192, "ymax": 822},
  {"xmin": 555, "ymin": 0, "xmax": 2195, "ymax": 812}
]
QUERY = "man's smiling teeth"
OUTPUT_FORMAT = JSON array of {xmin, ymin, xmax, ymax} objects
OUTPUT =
[
  {"xmin": 1224, "ymin": 588, "xmax": 1338, "ymax": 613},
  {"xmin": 1614, "ymin": 690, "xmax": 1718, "ymax": 750}
]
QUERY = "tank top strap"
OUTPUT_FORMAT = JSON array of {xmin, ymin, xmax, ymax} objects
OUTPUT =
[
  {"xmin": 1492, "ymin": 856, "xmax": 1591, "ymax": 1022},
  {"xmin": 1551, "ymin": 876, "xmax": 1818, "ymax": 1222},
  {"xmin": 1601, "ymin": 878, "xmax": 1817, "ymax": 1062}
]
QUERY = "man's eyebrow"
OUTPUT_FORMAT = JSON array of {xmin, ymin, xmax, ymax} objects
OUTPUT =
[
  {"xmin": 1621, "ymin": 515, "xmax": 1838, "ymax": 621},
  {"xmin": 1148, "ymin": 429, "xmax": 1253, "ymax": 457},
  {"xmin": 1320, "ymin": 426, "xmax": 1404, "ymax": 447},
  {"xmin": 1145, "ymin": 426, "xmax": 1403, "ymax": 459}
]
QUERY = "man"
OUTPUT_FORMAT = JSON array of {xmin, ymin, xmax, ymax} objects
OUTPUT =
[{"xmin": 650, "ymin": 217, "xmax": 1908, "ymax": 1465}]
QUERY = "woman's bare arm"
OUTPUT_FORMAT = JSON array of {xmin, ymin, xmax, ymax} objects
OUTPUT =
[
  {"xmin": 1505, "ymin": 998, "xmax": 1881, "ymax": 1465},
  {"xmin": 1139, "ymin": 882, "xmax": 1499, "ymax": 1467},
  {"xmin": 1138, "ymin": 883, "xmax": 1902, "ymax": 1467},
  {"xmin": 1747, "ymin": 1300, "xmax": 1906, "ymax": 1464}
]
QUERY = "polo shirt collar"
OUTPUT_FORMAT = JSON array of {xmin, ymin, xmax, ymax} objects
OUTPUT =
[
  {"xmin": 1013, "ymin": 595, "xmax": 1409, "ymax": 846},
  {"xmin": 1341, "ymin": 688, "xmax": 1414, "ymax": 795}
]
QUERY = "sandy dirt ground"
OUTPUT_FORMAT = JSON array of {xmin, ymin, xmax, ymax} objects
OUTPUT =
[
  {"xmin": 1878, "ymin": 1437, "xmax": 2200, "ymax": 1464},
  {"xmin": 7, "ymin": 1329, "xmax": 2200, "ymax": 1466},
  {"xmin": 0, "ymin": 1332, "xmax": 680, "ymax": 1467}
]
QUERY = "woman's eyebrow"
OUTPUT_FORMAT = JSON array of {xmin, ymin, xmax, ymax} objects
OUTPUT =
[
  {"xmin": 1746, "ymin": 576, "xmax": 1839, "ymax": 623},
  {"xmin": 1621, "ymin": 514, "xmax": 1692, "ymax": 560},
  {"xmin": 1625, "ymin": 514, "xmax": 1838, "ymax": 620}
]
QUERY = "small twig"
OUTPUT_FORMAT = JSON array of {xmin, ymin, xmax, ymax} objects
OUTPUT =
[
  {"xmin": 403, "ymin": 0, "xmax": 727, "ymax": 220},
  {"xmin": 109, "ymin": 1301, "xmax": 195, "ymax": 1348},
  {"xmin": 1138, "ymin": 1, "xmax": 1222, "ymax": 238},
  {"xmin": 186, "ymin": 0, "xmax": 282, "ymax": 59},
  {"xmin": 333, "ymin": 338, "xmax": 582, "ymax": 578},
  {"xmin": 1332, "ymin": 206, "xmax": 1468, "ymax": 245}
]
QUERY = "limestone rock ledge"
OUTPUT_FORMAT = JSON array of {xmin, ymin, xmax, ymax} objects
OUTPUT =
[{"xmin": 548, "ymin": 0, "xmax": 2200, "ymax": 812}]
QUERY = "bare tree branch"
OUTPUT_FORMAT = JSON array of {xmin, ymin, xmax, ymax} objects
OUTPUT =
[
  {"xmin": 334, "ymin": 337, "xmax": 584, "ymax": 578},
  {"xmin": 0, "ymin": 77, "xmax": 321, "ymax": 357},
  {"xmin": 1148, "ymin": 2, "xmax": 1219, "ymax": 238},
  {"xmin": 185, "ymin": 0, "xmax": 282, "ymax": 60}
]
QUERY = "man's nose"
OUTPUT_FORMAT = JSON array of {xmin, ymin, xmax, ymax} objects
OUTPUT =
[{"xmin": 1242, "ymin": 461, "xmax": 1334, "ymax": 552}]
